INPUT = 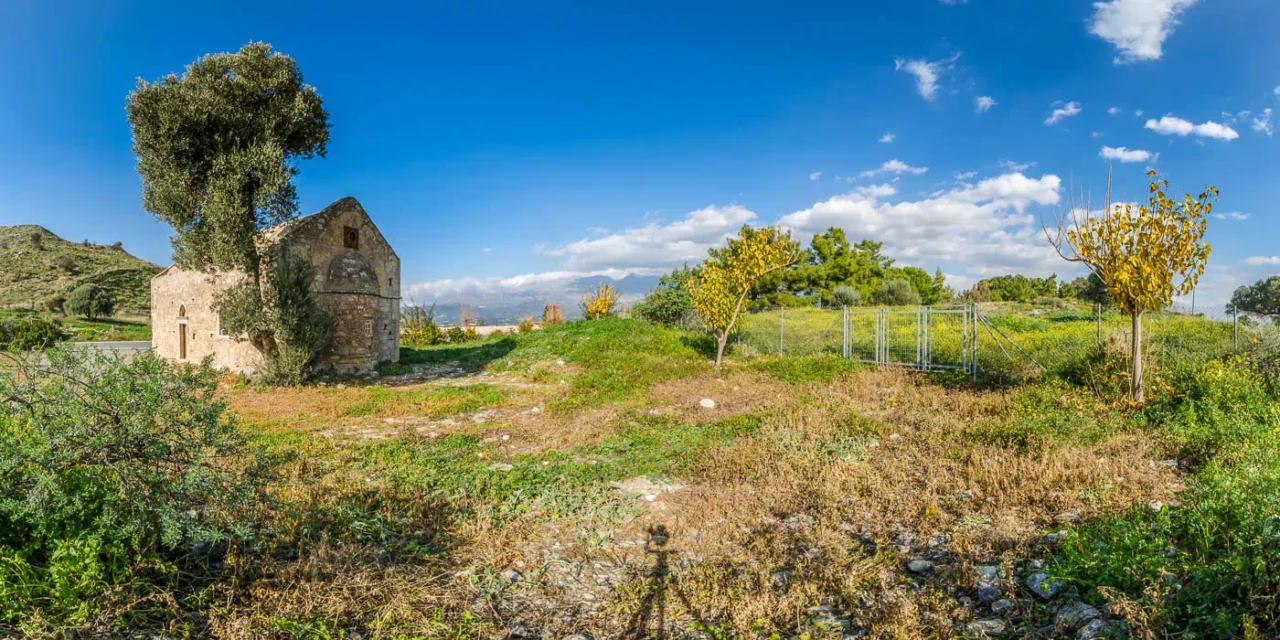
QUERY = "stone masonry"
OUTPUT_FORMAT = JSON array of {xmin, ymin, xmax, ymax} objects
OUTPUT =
[{"xmin": 151, "ymin": 197, "xmax": 400, "ymax": 374}]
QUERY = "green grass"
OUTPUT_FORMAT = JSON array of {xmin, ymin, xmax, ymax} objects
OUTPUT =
[
  {"xmin": 343, "ymin": 384, "xmax": 504, "ymax": 418},
  {"xmin": 0, "ymin": 309, "xmax": 151, "ymax": 342},
  {"xmin": 400, "ymin": 317, "xmax": 708, "ymax": 411}
]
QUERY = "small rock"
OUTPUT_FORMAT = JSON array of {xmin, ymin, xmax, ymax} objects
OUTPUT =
[
  {"xmin": 770, "ymin": 569, "xmax": 793, "ymax": 590},
  {"xmin": 562, "ymin": 635, "xmax": 593, "ymax": 640},
  {"xmin": 1158, "ymin": 459, "xmax": 1178, "ymax": 470},
  {"xmin": 488, "ymin": 463, "xmax": 514, "ymax": 472},
  {"xmin": 907, "ymin": 559, "xmax": 934, "ymax": 575},
  {"xmin": 991, "ymin": 598, "xmax": 1015, "ymax": 614},
  {"xmin": 507, "ymin": 622, "xmax": 531, "ymax": 638},
  {"xmin": 892, "ymin": 531, "xmax": 914, "ymax": 553},
  {"xmin": 1076, "ymin": 619, "xmax": 1112, "ymax": 639},
  {"xmin": 888, "ymin": 433, "xmax": 902, "ymax": 441},
  {"xmin": 336, "ymin": 383, "xmax": 347, "ymax": 390},
  {"xmin": 531, "ymin": 407, "xmax": 542, "ymax": 415},
  {"xmin": 1147, "ymin": 500, "xmax": 1164, "ymax": 513},
  {"xmin": 1043, "ymin": 530, "xmax": 1069, "ymax": 546},
  {"xmin": 1054, "ymin": 511, "xmax": 1081, "ymax": 524},
  {"xmin": 502, "ymin": 568, "xmax": 524, "ymax": 583},
  {"xmin": 1026, "ymin": 572, "xmax": 1062, "ymax": 600},
  {"xmin": 699, "ymin": 398, "xmax": 717, "ymax": 409},
  {"xmin": 977, "ymin": 585, "xmax": 1000, "ymax": 604},
  {"xmin": 1056, "ymin": 602, "xmax": 1101, "ymax": 631},
  {"xmin": 927, "ymin": 533, "xmax": 950, "ymax": 547},
  {"xmin": 556, "ymin": 359, "xmax": 566, "ymax": 366},
  {"xmin": 966, "ymin": 619, "xmax": 1007, "ymax": 636},
  {"xmin": 956, "ymin": 489, "xmax": 974, "ymax": 502}
]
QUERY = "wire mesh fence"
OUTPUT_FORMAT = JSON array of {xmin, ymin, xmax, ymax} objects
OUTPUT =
[{"xmin": 733, "ymin": 302, "xmax": 1280, "ymax": 380}]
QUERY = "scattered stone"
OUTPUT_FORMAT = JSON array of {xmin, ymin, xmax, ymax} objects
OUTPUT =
[
  {"xmin": 991, "ymin": 598, "xmax": 1015, "ymax": 614},
  {"xmin": 610, "ymin": 476, "xmax": 687, "ymax": 499},
  {"xmin": 1056, "ymin": 602, "xmax": 1101, "ymax": 631},
  {"xmin": 336, "ymin": 383, "xmax": 347, "ymax": 390},
  {"xmin": 488, "ymin": 463, "xmax": 514, "ymax": 472},
  {"xmin": 770, "ymin": 570, "xmax": 793, "ymax": 590},
  {"xmin": 1158, "ymin": 459, "xmax": 1179, "ymax": 470},
  {"xmin": 907, "ymin": 559, "xmax": 934, "ymax": 575},
  {"xmin": 1043, "ymin": 530, "xmax": 1069, "ymax": 546},
  {"xmin": 892, "ymin": 531, "xmax": 914, "ymax": 553},
  {"xmin": 888, "ymin": 433, "xmax": 902, "ymax": 441},
  {"xmin": 699, "ymin": 398, "xmax": 717, "ymax": 409},
  {"xmin": 927, "ymin": 533, "xmax": 950, "ymax": 547},
  {"xmin": 956, "ymin": 489, "xmax": 974, "ymax": 502},
  {"xmin": 1148, "ymin": 500, "xmax": 1164, "ymax": 513},
  {"xmin": 556, "ymin": 359, "xmax": 566, "ymax": 366},
  {"xmin": 502, "ymin": 568, "xmax": 524, "ymax": 584},
  {"xmin": 975, "ymin": 565, "xmax": 1001, "ymax": 604},
  {"xmin": 507, "ymin": 622, "xmax": 531, "ymax": 638},
  {"xmin": 1054, "ymin": 511, "xmax": 1081, "ymax": 524},
  {"xmin": 1026, "ymin": 572, "xmax": 1062, "ymax": 600},
  {"xmin": 562, "ymin": 635, "xmax": 593, "ymax": 640},
  {"xmin": 531, "ymin": 407, "xmax": 542, "ymax": 415},
  {"xmin": 1076, "ymin": 619, "xmax": 1112, "ymax": 639},
  {"xmin": 966, "ymin": 619, "xmax": 1007, "ymax": 636}
]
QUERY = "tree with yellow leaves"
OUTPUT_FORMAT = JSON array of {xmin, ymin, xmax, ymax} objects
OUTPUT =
[
  {"xmin": 1046, "ymin": 170, "xmax": 1215, "ymax": 403},
  {"xmin": 580, "ymin": 283, "xmax": 620, "ymax": 320},
  {"xmin": 691, "ymin": 225, "xmax": 800, "ymax": 366}
]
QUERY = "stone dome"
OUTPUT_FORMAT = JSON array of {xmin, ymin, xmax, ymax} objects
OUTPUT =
[{"xmin": 325, "ymin": 251, "xmax": 379, "ymax": 294}]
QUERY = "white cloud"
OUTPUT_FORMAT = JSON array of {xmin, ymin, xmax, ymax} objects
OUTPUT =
[
  {"xmin": 777, "ymin": 172, "xmax": 1064, "ymax": 276},
  {"xmin": 879, "ymin": 132, "xmax": 896, "ymax": 143},
  {"xmin": 939, "ymin": 0, "xmax": 967, "ymax": 4},
  {"xmin": 1089, "ymin": 0, "xmax": 1198, "ymax": 64},
  {"xmin": 1108, "ymin": 106, "xmax": 1123, "ymax": 115},
  {"xmin": 1242, "ymin": 256, "xmax": 1280, "ymax": 266},
  {"xmin": 1214, "ymin": 212, "xmax": 1250, "ymax": 221},
  {"xmin": 857, "ymin": 159, "xmax": 930, "ymax": 179},
  {"xmin": 998, "ymin": 159, "xmax": 1037, "ymax": 172},
  {"xmin": 955, "ymin": 171, "xmax": 978, "ymax": 181},
  {"xmin": 1045, "ymin": 101, "xmax": 1082, "ymax": 125},
  {"xmin": 1253, "ymin": 108, "xmax": 1274, "ymax": 137},
  {"xmin": 809, "ymin": 171, "xmax": 823, "ymax": 181},
  {"xmin": 482, "ymin": 247, "xmax": 492, "ymax": 253},
  {"xmin": 893, "ymin": 53, "xmax": 960, "ymax": 101},
  {"xmin": 1144, "ymin": 115, "xmax": 1240, "ymax": 140},
  {"xmin": 1100, "ymin": 145, "xmax": 1154, "ymax": 163},
  {"xmin": 1135, "ymin": 109, "xmax": 1144, "ymax": 117},
  {"xmin": 974, "ymin": 96, "xmax": 997, "ymax": 113},
  {"xmin": 540, "ymin": 204, "xmax": 757, "ymax": 271}
]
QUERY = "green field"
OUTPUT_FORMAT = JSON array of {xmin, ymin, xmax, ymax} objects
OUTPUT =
[
  {"xmin": 4, "ymin": 309, "xmax": 1280, "ymax": 638},
  {"xmin": 0, "ymin": 308, "xmax": 151, "ymax": 342}
]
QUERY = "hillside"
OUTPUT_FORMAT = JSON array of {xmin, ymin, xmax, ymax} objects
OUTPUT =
[{"xmin": 0, "ymin": 225, "xmax": 160, "ymax": 314}]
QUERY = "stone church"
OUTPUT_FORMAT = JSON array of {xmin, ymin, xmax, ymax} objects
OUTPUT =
[{"xmin": 151, "ymin": 197, "xmax": 401, "ymax": 374}]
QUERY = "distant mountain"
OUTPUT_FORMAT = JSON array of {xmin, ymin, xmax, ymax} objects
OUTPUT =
[
  {"xmin": 421, "ymin": 273, "xmax": 662, "ymax": 325},
  {"xmin": 0, "ymin": 225, "xmax": 161, "ymax": 314}
]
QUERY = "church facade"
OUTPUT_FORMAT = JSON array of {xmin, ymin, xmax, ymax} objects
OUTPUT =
[{"xmin": 150, "ymin": 197, "xmax": 401, "ymax": 374}]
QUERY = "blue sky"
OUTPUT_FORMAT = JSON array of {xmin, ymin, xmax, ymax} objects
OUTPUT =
[{"xmin": 1, "ymin": 0, "xmax": 1276, "ymax": 313}]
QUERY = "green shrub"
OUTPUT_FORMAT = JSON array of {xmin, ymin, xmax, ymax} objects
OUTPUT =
[
  {"xmin": 874, "ymin": 279, "xmax": 921, "ymax": 306},
  {"xmin": 1, "ymin": 317, "xmax": 63, "ymax": 351},
  {"xmin": 64, "ymin": 284, "xmax": 114, "ymax": 320},
  {"xmin": 402, "ymin": 304, "xmax": 444, "ymax": 346},
  {"xmin": 831, "ymin": 285, "xmax": 861, "ymax": 307},
  {"xmin": 633, "ymin": 266, "xmax": 696, "ymax": 327},
  {"xmin": 0, "ymin": 349, "xmax": 267, "ymax": 627},
  {"xmin": 55, "ymin": 256, "xmax": 76, "ymax": 274},
  {"xmin": 43, "ymin": 294, "xmax": 66, "ymax": 314}
]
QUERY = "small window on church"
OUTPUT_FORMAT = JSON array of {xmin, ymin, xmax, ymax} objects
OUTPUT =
[
  {"xmin": 343, "ymin": 226, "xmax": 359, "ymax": 250},
  {"xmin": 218, "ymin": 311, "xmax": 229, "ymax": 336}
]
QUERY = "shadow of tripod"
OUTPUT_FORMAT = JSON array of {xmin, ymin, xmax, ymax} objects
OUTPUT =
[{"xmin": 624, "ymin": 524, "xmax": 706, "ymax": 639}]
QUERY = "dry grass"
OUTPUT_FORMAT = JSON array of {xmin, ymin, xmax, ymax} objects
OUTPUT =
[{"xmin": 207, "ymin": 363, "xmax": 1180, "ymax": 638}]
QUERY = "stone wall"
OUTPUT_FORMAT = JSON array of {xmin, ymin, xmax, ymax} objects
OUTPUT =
[
  {"xmin": 151, "ymin": 197, "xmax": 400, "ymax": 375},
  {"xmin": 150, "ymin": 267, "xmax": 263, "ymax": 373}
]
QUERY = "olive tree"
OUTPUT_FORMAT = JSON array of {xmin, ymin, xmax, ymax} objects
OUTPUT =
[
  {"xmin": 1047, "ymin": 170, "xmax": 1214, "ymax": 404},
  {"xmin": 126, "ymin": 43, "xmax": 332, "ymax": 381}
]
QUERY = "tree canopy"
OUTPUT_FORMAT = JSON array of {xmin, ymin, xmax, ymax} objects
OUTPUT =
[
  {"xmin": 126, "ymin": 42, "xmax": 330, "ymax": 275},
  {"xmin": 692, "ymin": 226, "xmax": 799, "ymax": 365},
  {"xmin": 1229, "ymin": 276, "xmax": 1280, "ymax": 322}
]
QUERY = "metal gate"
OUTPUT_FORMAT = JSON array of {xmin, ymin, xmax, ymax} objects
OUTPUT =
[{"xmin": 842, "ymin": 304, "xmax": 978, "ymax": 376}]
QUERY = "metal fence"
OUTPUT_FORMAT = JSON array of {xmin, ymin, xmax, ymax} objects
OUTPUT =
[{"xmin": 737, "ymin": 304, "xmax": 979, "ymax": 375}]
